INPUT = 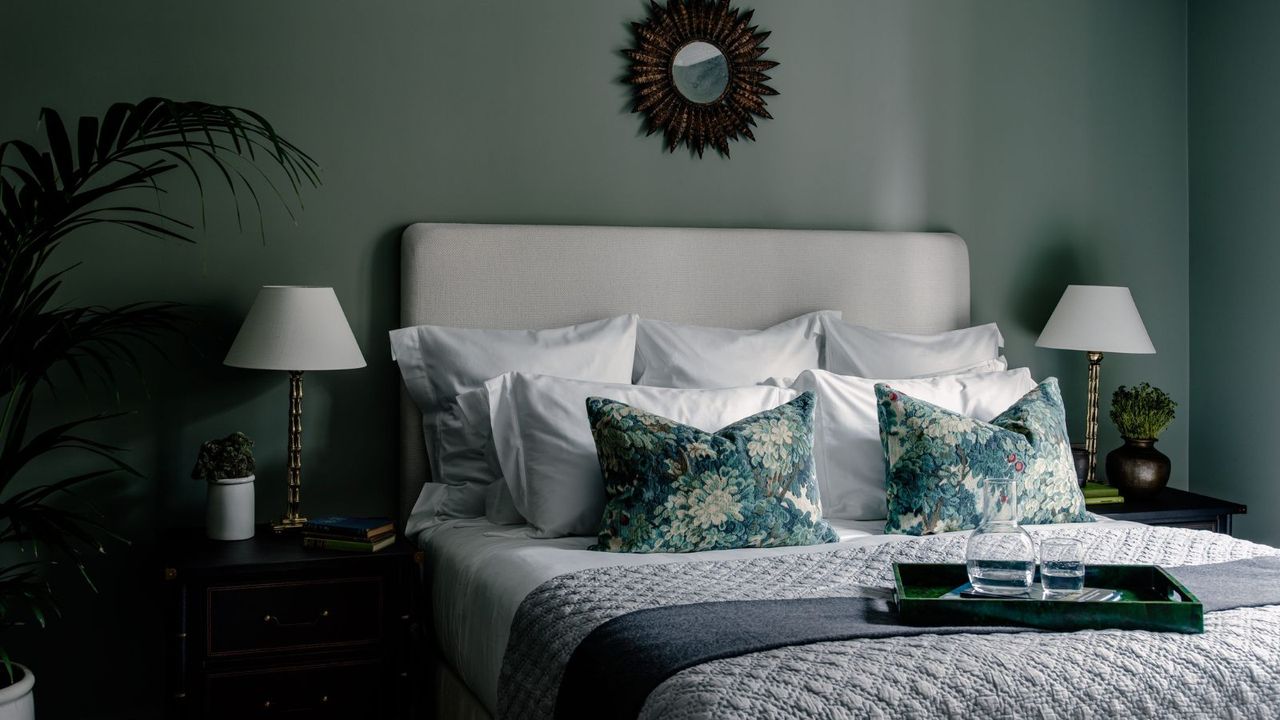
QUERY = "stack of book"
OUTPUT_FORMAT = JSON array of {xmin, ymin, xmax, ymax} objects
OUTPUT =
[
  {"xmin": 1082, "ymin": 482, "xmax": 1124, "ymax": 506},
  {"xmin": 302, "ymin": 516, "xmax": 396, "ymax": 552}
]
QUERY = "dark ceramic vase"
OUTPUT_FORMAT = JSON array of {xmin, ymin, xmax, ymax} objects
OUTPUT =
[
  {"xmin": 1106, "ymin": 438, "xmax": 1170, "ymax": 499},
  {"xmin": 1070, "ymin": 443, "xmax": 1089, "ymax": 487}
]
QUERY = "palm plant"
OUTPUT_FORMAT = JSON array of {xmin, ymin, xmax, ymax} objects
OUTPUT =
[{"xmin": 0, "ymin": 97, "xmax": 319, "ymax": 681}]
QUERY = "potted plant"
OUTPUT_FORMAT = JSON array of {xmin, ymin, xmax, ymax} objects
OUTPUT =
[
  {"xmin": 0, "ymin": 98, "xmax": 317, "ymax": 716},
  {"xmin": 192, "ymin": 432, "xmax": 257, "ymax": 541},
  {"xmin": 1106, "ymin": 383, "xmax": 1177, "ymax": 499}
]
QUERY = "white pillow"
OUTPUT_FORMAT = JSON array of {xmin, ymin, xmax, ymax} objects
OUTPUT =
[
  {"xmin": 909, "ymin": 356, "xmax": 1008, "ymax": 378},
  {"xmin": 486, "ymin": 372, "xmax": 800, "ymax": 538},
  {"xmin": 484, "ymin": 478, "xmax": 525, "ymax": 526},
  {"xmin": 634, "ymin": 311, "xmax": 840, "ymax": 388},
  {"xmin": 792, "ymin": 367, "xmax": 1037, "ymax": 521},
  {"xmin": 820, "ymin": 316, "xmax": 1004, "ymax": 378},
  {"xmin": 390, "ymin": 315, "xmax": 638, "ymax": 534}
]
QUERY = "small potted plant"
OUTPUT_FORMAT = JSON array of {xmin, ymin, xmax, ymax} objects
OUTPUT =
[
  {"xmin": 1106, "ymin": 383, "xmax": 1176, "ymax": 499},
  {"xmin": 192, "ymin": 432, "xmax": 257, "ymax": 541}
]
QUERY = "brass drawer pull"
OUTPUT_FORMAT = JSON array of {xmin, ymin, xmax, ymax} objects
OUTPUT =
[
  {"xmin": 262, "ymin": 608, "xmax": 330, "ymax": 628},
  {"xmin": 261, "ymin": 695, "xmax": 329, "ymax": 712}
]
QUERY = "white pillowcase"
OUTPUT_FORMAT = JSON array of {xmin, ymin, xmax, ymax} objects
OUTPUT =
[
  {"xmin": 390, "ymin": 315, "xmax": 638, "ymax": 535},
  {"xmin": 484, "ymin": 478, "xmax": 525, "ymax": 526},
  {"xmin": 791, "ymin": 367, "xmax": 1038, "ymax": 521},
  {"xmin": 821, "ymin": 316, "xmax": 1004, "ymax": 378},
  {"xmin": 634, "ymin": 311, "xmax": 840, "ymax": 388},
  {"xmin": 910, "ymin": 356, "xmax": 1008, "ymax": 378},
  {"xmin": 486, "ymin": 372, "xmax": 800, "ymax": 538}
]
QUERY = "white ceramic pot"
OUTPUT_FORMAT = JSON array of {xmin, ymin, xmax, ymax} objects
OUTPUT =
[
  {"xmin": 0, "ymin": 663, "xmax": 34, "ymax": 720},
  {"xmin": 206, "ymin": 474, "xmax": 255, "ymax": 541}
]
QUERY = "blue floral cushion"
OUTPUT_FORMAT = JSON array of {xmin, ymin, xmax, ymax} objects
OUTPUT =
[
  {"xmin": 587, "ymin": 392, "xmax": 838, "ymax": 552},
  {"xmin": 876, "ymin": 378, "xmax": 1091, "ymax": 535}
]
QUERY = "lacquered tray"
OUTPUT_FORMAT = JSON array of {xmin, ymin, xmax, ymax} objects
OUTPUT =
[{"xmin": 893, "ymin": 563, "xmax": 1203, "ymax": 634}]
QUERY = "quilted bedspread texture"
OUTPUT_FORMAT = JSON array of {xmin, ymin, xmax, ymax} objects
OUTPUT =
[{"xmin": 499, "ymin": 525, "xmax": 1280, "ymax": 720}]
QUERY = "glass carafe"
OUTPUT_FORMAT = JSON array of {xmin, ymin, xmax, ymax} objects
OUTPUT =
[{"xmin": 965, "ymin": 477, "xmax": 1036, "ymax": 596}]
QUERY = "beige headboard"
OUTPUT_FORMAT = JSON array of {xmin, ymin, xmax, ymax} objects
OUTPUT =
[{"xmin": 398, "ymin": 223, "xmax": 970, "ymax": 522}]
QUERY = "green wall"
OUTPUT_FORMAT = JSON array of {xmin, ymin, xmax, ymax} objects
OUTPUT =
[
  {"xmin": 1, "ymin": 1, "xmax": 1190, "ymax": 716},
  {"xmin": 1189, "ymin": 0, "xmax": 1280, "ymax": 546}
]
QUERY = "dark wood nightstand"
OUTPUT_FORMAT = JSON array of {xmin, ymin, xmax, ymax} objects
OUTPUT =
[
  {"xmin": 1089, "ymin": 487, "xmax": 1247, "ymax": 535},
  {"xmin": 161, "ymin": 528, "xmax": 422, "ymax": 719}
]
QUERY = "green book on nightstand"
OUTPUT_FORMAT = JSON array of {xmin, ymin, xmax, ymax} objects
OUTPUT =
[
  {"xmin": 1082, "ymin": 482, "xmax": 1121, "ymax": 498},
  {"xmin": 1082, "ymin": 482, "xmax": 1124, "ymax": 505},
  {"xmin": 1085, "ymin": 495, "xmax": 1126, "ymax": 506}
]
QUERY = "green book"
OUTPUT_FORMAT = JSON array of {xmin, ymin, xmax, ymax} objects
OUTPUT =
[
  {"xmin": 302, "ymin": 534, "xmax": 396, "ymax": 553},
  {"xmin": 304, "ymin": 529, "xmax": 395, "ymax": 544},
  {"xmin": 1085, "ymin": 495, "xmax": 1126, "ymax": 506},
  {"xmin": 1082, "ymin": 482, "xmax": 1120, "ymax": 498}
]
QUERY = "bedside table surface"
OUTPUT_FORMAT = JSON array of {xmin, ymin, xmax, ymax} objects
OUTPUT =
[
  {"xmin": 1093, "ymin": 486, "xmax": 1246, "ymax": 517},
  {"xmin": 162, "ymin": 525, "xmax": 419, "ymax": 573},
  {"xmin": 1090, "ymin": 487, "xmax": 1247, "ymax": 535}
]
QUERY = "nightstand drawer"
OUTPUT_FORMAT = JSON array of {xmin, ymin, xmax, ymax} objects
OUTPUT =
[
  {"xmin": 207, "ymin": 577, "xmax": 383, "ymax": 657},
  {"xmin": 1153, "ymin": 519, "xmax": 1218, "ymax": 533},
  {"xmin": 205, "ymin": 659, "xmax": 381, "ymax": 717}
]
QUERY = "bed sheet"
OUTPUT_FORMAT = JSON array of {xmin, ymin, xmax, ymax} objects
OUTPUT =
[{"xmin": 418, "ymin": 515, "xmax": 1122, "ymax": 713}]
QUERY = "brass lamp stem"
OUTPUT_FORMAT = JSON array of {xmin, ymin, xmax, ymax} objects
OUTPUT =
[
  {"xmin": 272, "ymin": 370, "xmax": 308, "ymax": 532},
  {"xmin": 1085, "ymin": 351, "xmax": 1104, "ymax": 485}
]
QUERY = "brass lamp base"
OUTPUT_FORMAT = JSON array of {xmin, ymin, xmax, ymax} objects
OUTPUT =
[
  {"xmin": 272, "ymin": 370, "xmax": 308, "ymax": 533},
  {"xmin": 271, "ymin": 515, "xmax": 309, "ymax": 534},
  {"xmin": 1084, "ymin": 351, "xmax": 1104, "ymax": 485}
]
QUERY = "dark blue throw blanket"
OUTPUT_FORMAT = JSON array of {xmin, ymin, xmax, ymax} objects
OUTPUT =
[{"xmin": 553, "ymin": 557, "xmax": 1280, "ymax": 720}]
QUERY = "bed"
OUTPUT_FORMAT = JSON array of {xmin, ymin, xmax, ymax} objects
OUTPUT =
[{"xmin": 398, "ymin": 223, "xmax": 1280, "ymax": 720}]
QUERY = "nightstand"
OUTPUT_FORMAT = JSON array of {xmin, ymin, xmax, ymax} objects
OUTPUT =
[
  {"xmin": 1090, "ymin": 487, "xmax": 1247, "ymax": 535},
  {"xmin": 161, "ymin": 528, "xmax": 422, "ymax": 719}
]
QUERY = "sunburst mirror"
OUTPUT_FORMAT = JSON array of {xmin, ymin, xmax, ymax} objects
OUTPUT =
[{"xmin": 625, "ymin": 0, "xmax": 778, "ymax": 157}]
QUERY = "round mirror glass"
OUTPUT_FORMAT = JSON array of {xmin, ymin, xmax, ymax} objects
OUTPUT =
[{"xmin": 672, "ymin": 41, "xmax": 729, "ymax": 104}]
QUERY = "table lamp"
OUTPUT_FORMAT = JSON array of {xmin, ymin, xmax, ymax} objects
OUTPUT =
[
  {"xmin": 1035, "ymin": 285, "xmax": 1155, "ymax": 485},
  {"xmin": 224, "ymin": 286, "xmax": 366, "ymax": 531}
]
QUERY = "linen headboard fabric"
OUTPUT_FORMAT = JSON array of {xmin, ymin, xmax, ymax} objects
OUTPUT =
[{"xmin": 397, "ymin": 223, "xmax": 971, "ymax": 522}]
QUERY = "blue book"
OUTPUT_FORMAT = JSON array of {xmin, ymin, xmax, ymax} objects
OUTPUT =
[{"xmin": 303, "ymin": 515, "xmax": 394, "ymax": 539}]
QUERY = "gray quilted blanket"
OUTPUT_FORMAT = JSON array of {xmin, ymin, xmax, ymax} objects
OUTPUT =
[{"xmin": 498, "ymin": 525, "xmax": 1280, "ymax": 720}]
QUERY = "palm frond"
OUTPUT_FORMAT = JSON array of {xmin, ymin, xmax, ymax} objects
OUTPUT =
[{"xmin": 0, "ymin": 97, "xmax": 319, "ymax": 655}]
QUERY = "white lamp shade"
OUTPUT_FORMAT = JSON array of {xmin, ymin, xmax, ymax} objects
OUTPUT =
[
  {"xmin": 224, "ymin": 286, "xmax": 367, "ymax": 371},
  {"xmin": 1035, "ymin": 285, "xmax": 1156, "ymax": 354}
]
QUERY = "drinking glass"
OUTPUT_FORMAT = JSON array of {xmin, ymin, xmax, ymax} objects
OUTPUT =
[{"xmin": 1040, "ymin": 537, "xmax": 1087, "ymax": 596}]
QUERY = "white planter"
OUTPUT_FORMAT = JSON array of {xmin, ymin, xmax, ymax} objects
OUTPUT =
[
  {"xmin": 0, "ymin": 663, "xmax": 34, "ymax": 720},
  {"xmin": 206, "ymin": 474, "xmax": 255, "ymax": 541}
]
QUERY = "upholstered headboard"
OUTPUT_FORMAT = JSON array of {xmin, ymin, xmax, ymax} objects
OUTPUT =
[{"xmin": 398, "ymin": 223, "xmax": 970, "ymax": 522}]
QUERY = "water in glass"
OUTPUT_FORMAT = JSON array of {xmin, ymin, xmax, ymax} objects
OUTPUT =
[
  {"xmin": 1040, "ymin": 537, "xmax": 1086, "ymax": 595},
  {"xmin": 965, "ymin": 478, "xmax": 1036, "ymax": 596}
]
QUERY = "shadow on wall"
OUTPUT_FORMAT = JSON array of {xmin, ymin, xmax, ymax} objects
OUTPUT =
[
  {"xmin": 1010, "ymin": 232, "xmax": 1095, "ymax": 337},
  {"xmin": 295, "ymin": 223, "xmax": 405, "ymax": 519},
  {"xmin": 1009, "ymin": 230, "xmax": 1098, "ymax": 445},
  {"xmin": 151, "ymin": 304, "xmax": 272, "ymax": 527}
]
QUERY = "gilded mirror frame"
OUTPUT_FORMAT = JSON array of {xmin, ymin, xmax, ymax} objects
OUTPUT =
[{"xmin": 625, "ymin": 0, "xmax": 778, "ymax": 157}]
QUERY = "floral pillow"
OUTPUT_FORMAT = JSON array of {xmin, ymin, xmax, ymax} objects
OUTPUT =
[
  {"xmin": 586, "ymin": 392, "xmax": 837, "ymax": 552},
  {"xmin": 876, "ymin": 378, "xmax": 1091, "ymax": 535}
]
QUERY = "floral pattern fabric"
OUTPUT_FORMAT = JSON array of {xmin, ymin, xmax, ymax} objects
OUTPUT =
[
  {"xmin": 587, "ymin": 392, "xmax": 837, "ymax": 553},
  {"xmin": 876, "ymin": 378, "xmax": 1091, "ymax": 535}
]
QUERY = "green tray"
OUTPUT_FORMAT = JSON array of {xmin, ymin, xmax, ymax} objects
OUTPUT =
[{"xmin": 893, "ymin": 563, "xmax": 1203, "ymax": 634}]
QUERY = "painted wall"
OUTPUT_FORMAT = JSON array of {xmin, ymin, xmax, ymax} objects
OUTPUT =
[
  {"xmin": 1190, "ymin": 0, "xmax": 1280, "ymax": 546},
  {"xmin": 0, "ymin": 1, "xmax": 1189, "ymax": 716}
]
